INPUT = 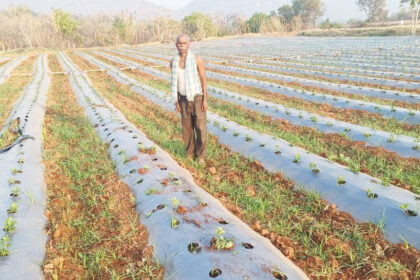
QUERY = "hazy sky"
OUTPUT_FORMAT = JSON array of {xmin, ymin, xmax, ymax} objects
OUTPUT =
[
  {"xmin": 150, "ymin": 0, "xmax": 192, "ymax": 10},
  {"xmin": 0, "ymin": 0, "xmax": 404, "ymax": 21}
]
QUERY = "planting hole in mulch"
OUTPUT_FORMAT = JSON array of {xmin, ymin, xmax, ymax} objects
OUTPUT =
[
  {"xmin": 405, "ymin": 210, "xmax": 418, "ymax": 217},
  {"xmin": 242, "ymin": 242, "xmax": 254, "ymax": 249},
  {"xmin": 187, "ymin": 242, "xmax": 201, "ymax": 254},
  {"xmin": 219, "ymin": 220, "xmax": 229, "ymax": 225},
  {"xmin": 273, "ymin": 270, "xmax": 288, "ymax": 280},
  {"xmin": 209, "ymin": 268, "xmax": 222, "ymax": 278}
]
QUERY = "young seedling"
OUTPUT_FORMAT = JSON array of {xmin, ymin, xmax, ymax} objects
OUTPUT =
[
  {"xmin": 3, "ymin": 217, "xmax": 16, "ymax": 233},
  {"xmin": 244, "ymin": 134, "xmax": 252, "ymax": 142},
  {"xmin": 344, "ymin": 128, "xmax": 351, "ymax": 132},
  {"xmin": 0, "ymin": 235, "xmax": 11, "ymax": 257},
  {"xmin": 10, "ymin": 187, "xmax": 20, "ymax": 197},
  {"xmin": 122, "ymin": 154, "xmax": 128, "ymax": 164},
  {"xmin": 7, "ymin": 202, "xmax": 18, "ymax": 214},
  {"xmin": 272, "ymin": 269, "xmax": 288, "ymax": 280},
  {"xmin": 171, "ymin": 197, "xmax": 180, "ymax": 208},
  {"xmin": 367, "ymin": 189, "xmax": 378, "ymax": 199},
  {"xmin": 170, "ymin": 217, "xmax": 180, "ymax": 228},
  {"xmin": 11, "ymin": 168, "xmax": 22, "ymax": 175},
  {"xmin": 233, "ymin": 131, "xmax": 239, "ymax": 137},
  {"xmin": 221, "ymin": 126, "xmax": 228, "ymax": 132},
  {"xmin": 210, "ymin": 227, "xmax": 234, "ymax": 250},
  {"xmin": 145, "ymin": 188, "xmax": 158, "ymax": 195},
  {"xmin": 309, "ymin": 162, "xmax": 320, "ymax": 173},
  {"xmin": 400, "ymin": 203, "xmax": 417, "ymax": 216},
  {"xmin": 298, "ymin": 112, "xmax": 303, "ymax": 118},
  {"xmin": 293, "ymin": 154, "xmax": 300, "ymax": 163},
  {"xmin": 364, "ymin": 132, "xmax": 371, "ymax": 138},
  {"xmin": 387, "ymin": 134, "xmax": 395, "ymax": 143},
  {"xmin": 310, "ymin": 116, "xmax": 317, "ymax": 123},
  {"xmin": 213, "ymin": 121, "xmax": 220, "ymax": 127},
  {"xmin": 327, "ymin": 121, "xmax": 333, "ymax": 127},
  {"xmin": 337, "ymin": 176, "xmax": 346, "ymax": 185},
  {"xmin": 138, "ymin": 143, "xmax": 145, "ymax": 152}
]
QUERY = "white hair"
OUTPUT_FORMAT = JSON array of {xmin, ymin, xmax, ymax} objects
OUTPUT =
[{"xmin": 176, "ymin": 33, "xmax": 190, "ymax": 43}]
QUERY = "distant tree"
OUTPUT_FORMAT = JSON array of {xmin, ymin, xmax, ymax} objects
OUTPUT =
[
  {"xmin": 291, "ymin": 0, "xmax": 324, "ymax": 28},
  {"xmin": 400, "ymin": 0, "xmax": 420, "ymax": 34},
  {"xmin": 182, "ymin": 12, "xmax": 216, "ymax": 40},
  {"xmin": 356, "ymin": 0, "xmax": 388, "ymax": 23},
  {"xmin": 53, "ymin": 9, "xmax": 79, "ymax": 47},
  {"xmin": 246, "ymin": 12, "xmax": 270, "ymax": 32},
  {"xmin": 277, "ymin": 5, "xmax": 295, "ymax": 23}
]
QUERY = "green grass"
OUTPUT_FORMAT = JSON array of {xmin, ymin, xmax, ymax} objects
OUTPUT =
[{"xmin": 0, "ymin": 75, "xmax": 32, "ymax": 125}]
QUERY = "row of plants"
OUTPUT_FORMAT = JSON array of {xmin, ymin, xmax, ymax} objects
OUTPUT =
[
  {"xmin": 105, "ymin": 49, "xmax": 420, "ymax": 137},
  {"xmin": 210, "ymin": 60, "xmax": 419, "ymax": 108},
  {"xmin": 123, "ymin": 49, "xmax": 420, "ymax": 109},
  {"xmin": 78, "ymin": 51, "xmax": 420, "ymax": 195},
  {"xmin": 42, "ymin": 54, "xmax": 163, "ymax": 279},
  {"xmin": 77, "ymin": 65, "xmax": 420, "ymax": 279}
]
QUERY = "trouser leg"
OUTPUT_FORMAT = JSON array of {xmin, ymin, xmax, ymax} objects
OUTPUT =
[
  {"xmin": 192, "ymin": 95, "xmax": 207, "ymax": 159},
  {"xmin": 179, "ymin": 96, "xmax": 195, "ymax": 157}
]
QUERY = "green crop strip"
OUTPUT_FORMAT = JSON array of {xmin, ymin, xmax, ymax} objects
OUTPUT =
[{"xmin": 0, "ymin": 75, "xmax": 32, "ymax": 125}]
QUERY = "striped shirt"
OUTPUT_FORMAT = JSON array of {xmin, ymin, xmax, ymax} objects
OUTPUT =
[{"xmin": 171, "ymin": 51, "xmax": 203, "ymax": 102}]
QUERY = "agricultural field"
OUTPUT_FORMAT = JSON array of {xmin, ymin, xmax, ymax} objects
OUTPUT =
[{"xmin": 0, "ymin": 36, "xmax": 419, "ymax": 280}]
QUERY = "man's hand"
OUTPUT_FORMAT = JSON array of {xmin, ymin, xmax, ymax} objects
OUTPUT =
[
  {"xmin": 175, "ymin": 102, "xmax": 181, "ymax": 113},
  {"xmin": 201, "ymin": 99, "xmax": 208, "ymax": 112}
]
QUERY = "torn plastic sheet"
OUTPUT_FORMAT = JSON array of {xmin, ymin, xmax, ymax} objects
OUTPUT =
[
  {"xmin": 82, "ymin": 51, "xmax": 419, "ymax": 159},
  {"xmin": 100, "ymin": 49, "xmax": 420, "ymax": 125},
  {"xmin": 60, "ymin": 52, "xmax": 310, "ymax": 280},
  {"xmin": 0, "ymin": 54, "xmax": 49, "ymax": 279},
  {"xmin": 0, "ymin": 55, "xmax": 28, "ymax": 84},
  {"xmin": 77, "ymin": 53, "xmax": 420, "ymax": 250}
]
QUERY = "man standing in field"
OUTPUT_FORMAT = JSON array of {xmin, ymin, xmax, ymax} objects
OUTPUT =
[{"xmin": 170, "ymin": 33, "xmax": 208, "ymax": 165}]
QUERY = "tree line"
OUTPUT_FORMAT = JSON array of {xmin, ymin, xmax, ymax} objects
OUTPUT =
[{"xmin": 0, "ymin": 0, "xmax": 326, "ymax": 50}]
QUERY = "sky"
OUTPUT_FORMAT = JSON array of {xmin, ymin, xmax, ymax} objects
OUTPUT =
[
  {"xmin": 0, "ymin": 0, "xmax": 404, "ymax": 22},
  {"xmin": 150, "ymin": 0, "xmax": 192, "ymax": 10}
]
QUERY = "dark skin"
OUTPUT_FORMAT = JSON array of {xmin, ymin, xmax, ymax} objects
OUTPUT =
[{"xmin": 170, "ymin": 35, "xmax": 208, "ymax": 113}]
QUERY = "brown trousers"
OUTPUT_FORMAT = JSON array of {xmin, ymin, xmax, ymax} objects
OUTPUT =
[{"xmin": 178, "ymin": 94, "xmax": 207, "ymax": 159}]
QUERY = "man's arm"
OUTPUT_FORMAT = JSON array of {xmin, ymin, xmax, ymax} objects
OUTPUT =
[
  {"xmin": 195, "ymin": 55, "xmax": 207, "ymax": 112},
  {"xmin": 170, "ymin": 59, "xmax": 181, "ymax": 113}
]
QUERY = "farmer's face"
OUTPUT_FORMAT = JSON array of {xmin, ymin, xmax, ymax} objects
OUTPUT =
[{"xmin": 176, "ymin": 36, "xmax": 189, "ymax": 55}]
